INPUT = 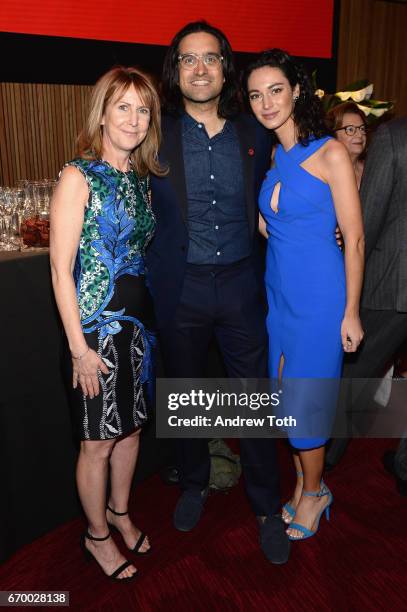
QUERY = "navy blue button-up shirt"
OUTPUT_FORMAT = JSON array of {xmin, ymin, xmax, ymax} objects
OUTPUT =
[{"xmin": 182, "ymin": 113, "xmax": 251, "ymax": 265}]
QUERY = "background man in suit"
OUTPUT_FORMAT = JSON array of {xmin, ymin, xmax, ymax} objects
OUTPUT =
[
  {"xmin": 326, "ymin": 117, "xmax": 407, "ymax": 492},
  {"xmin": 146, "ymin": 21, "xmax": 290, "ymax": 564}
]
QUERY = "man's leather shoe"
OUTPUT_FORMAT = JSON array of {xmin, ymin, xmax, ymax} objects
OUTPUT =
[
  {"xmin": 382, "ymin": 450, "xmax": 407, "ymax": 496},
  {"xmin": 258, "ymin": 514, "xmax": 291, "ymax": 565},
  {"xmin": 173, "ymin": 488, "xmax": 209, "ymax": 532},
  {"xmin": 160, "ymin": 465, "xmax": 180, "ymax": 486}
]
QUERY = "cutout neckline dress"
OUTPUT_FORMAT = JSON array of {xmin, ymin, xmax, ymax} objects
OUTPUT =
[{"xmin": 259, "ymin": 137, "xmax": 346, "ymax": 449}]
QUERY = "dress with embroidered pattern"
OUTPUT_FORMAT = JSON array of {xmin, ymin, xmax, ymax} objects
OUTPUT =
[{"xmin": 63, "ymin": 158, "xmax": 156, "ymax": 440}]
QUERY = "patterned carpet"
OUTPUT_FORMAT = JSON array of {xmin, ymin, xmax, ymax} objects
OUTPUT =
[{"xmin": 0, "ymin": 439, "xmax": 406, "ymax": 611}]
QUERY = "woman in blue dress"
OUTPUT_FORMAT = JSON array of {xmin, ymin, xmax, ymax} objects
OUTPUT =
[
  {"xmin": 243, "ymin": 50, "xmax": 364, "ymax": 540},
  {"xmin": 50, "ymin": 67, "xmax": 165, "ymax": 579}
]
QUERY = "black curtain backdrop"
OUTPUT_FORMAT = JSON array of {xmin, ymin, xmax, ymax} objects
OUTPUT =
[{"xmin": 0, "ymin": 0, "xmax": 339, "ymax": 90}]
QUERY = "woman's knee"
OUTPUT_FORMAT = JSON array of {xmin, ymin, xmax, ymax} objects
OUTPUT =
[
  {"xmin": 80, "ymin": 439, "xmax": 116, "ymax": 460},
  {"xmin": 114, "ymin": 429, "xmax": 141, "ymax": 449}
]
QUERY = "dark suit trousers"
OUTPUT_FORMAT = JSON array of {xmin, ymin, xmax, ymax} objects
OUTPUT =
[
  {"xmin": 158, "ymin": 258, "xmax": 281, "ymax": 516},
  {"xmin": 327, "ymin": 308, "xmax": 407, "ymax": 465},
  {"xmin": 344, "ymin": 309, "xmax": 407, "ymax": 378}
]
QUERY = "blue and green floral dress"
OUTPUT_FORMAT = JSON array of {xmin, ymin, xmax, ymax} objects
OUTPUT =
[{"xmin": 65, "ymin": 158, "xmax": 156, "ymax": 440}]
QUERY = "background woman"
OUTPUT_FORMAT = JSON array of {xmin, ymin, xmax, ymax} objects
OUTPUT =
[
  {"xmin": 243, "ymin": 50, "xmax": 364, "ymax": 541},
  {"xmin": 327, "ymin": 101, "xmax": 368, "ymax": 189},
  {"xmin": 50, "ymin": 66, "xmax": 164, "ymax": 580}
]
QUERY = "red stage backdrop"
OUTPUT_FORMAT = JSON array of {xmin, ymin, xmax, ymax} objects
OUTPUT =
[{"xmin": 0, "ymin": 0, "xmax": 334, "ymax": 58}]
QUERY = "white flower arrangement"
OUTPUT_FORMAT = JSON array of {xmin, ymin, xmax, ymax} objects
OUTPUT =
[{"xmin": 313, "ymin": 74, "xmax": 393, "ymax": 120}]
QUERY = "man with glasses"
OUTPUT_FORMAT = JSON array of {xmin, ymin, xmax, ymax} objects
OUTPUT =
[{"xmin": 146, "ymin": 21, "xmax": 290, "ymax": 564}]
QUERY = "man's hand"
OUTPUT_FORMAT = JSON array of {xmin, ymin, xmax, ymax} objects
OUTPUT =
[{"xmin": 335, "ymin": 225, "xmax": 344, "ymax": 249}]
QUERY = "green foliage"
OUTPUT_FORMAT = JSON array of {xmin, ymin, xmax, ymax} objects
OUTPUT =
[{"xmin": 314, "ymin": 74, "xmax": 393, "ymax": 121}]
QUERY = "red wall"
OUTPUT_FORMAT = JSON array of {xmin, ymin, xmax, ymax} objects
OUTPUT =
[{"xmin": 0, "ymin": 0, "xmax": 334, "ymax": 58}]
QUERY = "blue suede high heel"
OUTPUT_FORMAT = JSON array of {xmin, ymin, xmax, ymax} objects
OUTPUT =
[
  {"xmin": 282, "ymin": 471, "xmax": 303, "ymax": 524},
  {"xmin": 287, "ymin": 483, "xmax": 333, "ymax": 541}
]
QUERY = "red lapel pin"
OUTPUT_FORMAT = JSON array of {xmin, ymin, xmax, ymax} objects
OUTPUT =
[{"xmin": 248, "ymin": 148, "xmax": 255, "ymax": 156}]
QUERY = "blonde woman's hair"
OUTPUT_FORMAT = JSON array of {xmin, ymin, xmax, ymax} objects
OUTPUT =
[{"xmin": 78, "ymin": 66, "xmax": 166, "ymax": 176}]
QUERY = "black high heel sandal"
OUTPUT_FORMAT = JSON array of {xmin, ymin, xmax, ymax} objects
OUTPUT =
[
  {"xmin": 80, "ymin": 531, "xmax": 137, "ymax": 581},
  {"xmin": 106, "ymin": 505, "xmax": 151, "ymax": 555}
]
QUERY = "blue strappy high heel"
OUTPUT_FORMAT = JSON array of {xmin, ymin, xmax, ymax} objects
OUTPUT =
[
  {"xmin": 282, "ymin": 471, "xmax": 303, "ymax": 524},
  {"xmin": 287, "ymin": 483, "xmax": 333, "ymax": 541}
]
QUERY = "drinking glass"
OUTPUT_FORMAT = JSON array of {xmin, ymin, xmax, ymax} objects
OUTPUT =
[
  {"xmin": 23, "ymin": 182, "xmax": 37, "ymax": 221},
  {"xmin": 15, "ymin": 179, "xmax": 28, "ymax": 190},
  {"xmin": 0, "ymin": 187, "xmax": 6, "ymax": 248},
  {"xmin": 0, "ymin": 188, "xmax": 19, "ymax": 251},
  {"xmin": 33, "ymin": 181, "xmax": 50, "ymax": 220},
  {"xmin": 19, "ymin": 180, "xmax": 50, "ymax": 247},
  {"xmin": 10, "ymin": 187, "xmax": 26, "ymax": 248}
]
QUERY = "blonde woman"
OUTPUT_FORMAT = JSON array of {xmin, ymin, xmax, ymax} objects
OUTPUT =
[{"xmin": 50, "ymin": 66, "xmax": 165, "ymax": 580}]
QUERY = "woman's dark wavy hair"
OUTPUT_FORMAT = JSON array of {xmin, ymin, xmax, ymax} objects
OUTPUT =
[
  {"xmin": 161, "ymin": 20, "xmax": 240, "ymax": 118},
  {"xmin": 242, "ymin": 49, "xmax": 331, "ymax": 145}
]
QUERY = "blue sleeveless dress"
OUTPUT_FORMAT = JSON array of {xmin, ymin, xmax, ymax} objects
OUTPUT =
[{"xmin": 259, "ymin": 137, "xmax": 345, "ymax": 449}]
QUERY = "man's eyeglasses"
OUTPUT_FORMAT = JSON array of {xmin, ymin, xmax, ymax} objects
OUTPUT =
[
  {"xmin": 178, "ymin": 53, "xmax": 223, "ymax": 69},
  {"xmin": 335, "ymin": 124, "xmax": 367, "ymax": 136}
]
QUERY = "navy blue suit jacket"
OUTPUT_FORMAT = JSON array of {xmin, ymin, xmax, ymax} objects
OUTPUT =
[{"xmin": 146, "ymin": 113, "xmax": 273, "ymax": 328}]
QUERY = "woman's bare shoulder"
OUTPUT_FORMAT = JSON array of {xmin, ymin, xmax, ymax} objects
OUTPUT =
[
  {"xmin": 53, "ymin": 164, "xmax": 89, "ymax": 208},
  {"xmin": 320, "ymin": 138, "xmax": 350, "ymax": 167},
  {"xmin": 59, "ymin": 164, "xmax": 87, "ymax": 184}
]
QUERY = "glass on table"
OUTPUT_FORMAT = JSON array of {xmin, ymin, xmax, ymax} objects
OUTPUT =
[
  {"xmin": 20, "ymin": 180, "xmax": 51, "ymax": 248},
  {"xmin": 0, "ymin": 187, "xmax": 19, "ymax": 251},
  {"xmin": 10, "ymin": 187, "xmax": 27, "ymax": 249},
  {"xmin": 22, "ymin": 185, "xmax": 36, "ymax": 221},
  {"xmin": 0, "ymin": 187, "xmax": 6, "ymax": 248},
  {"xmin": 15, "ymin": 178, "xmax": 28, "ymax": 189},
  {"xmin": 34, "ymin": 181, "xmax": 51, "ymax": 247},
  {"xmin": 42, "ymin": 178, "xmax": 58, "ymax": 212},
  {"xmin": 33, "ymin": 181, "xmax": 50, "ymax": 220},
  {"xmin": 44, "ymin": 178, "xmax": 58, "ymax": 191}
]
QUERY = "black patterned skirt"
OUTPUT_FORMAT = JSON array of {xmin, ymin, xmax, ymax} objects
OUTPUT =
[{"xmin": 64, "ymin": 275, "xmax": 156, "ymax": 440}]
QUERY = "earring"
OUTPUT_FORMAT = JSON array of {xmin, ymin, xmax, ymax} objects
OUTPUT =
[{"xmin": 293, "ymin": 95, "xmax": 299, "ymax": 102}]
